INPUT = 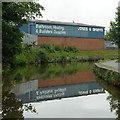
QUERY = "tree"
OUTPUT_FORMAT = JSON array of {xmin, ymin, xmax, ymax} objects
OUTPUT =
[
  {"xmin": 2, "ymin": 69, "xmax": 37, "ymax": 119},
  {"xmin": 105, "ymin": 7, "xmax": 120, "ymax": 48},
  {"xmin": 2, "ymin": 2, "xmax": 44, "ymax": 65}
]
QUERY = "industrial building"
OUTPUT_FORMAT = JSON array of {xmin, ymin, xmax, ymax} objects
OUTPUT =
[{"xmin": 20, "ymin": 20, "xmax": 105, "ymax": 50}]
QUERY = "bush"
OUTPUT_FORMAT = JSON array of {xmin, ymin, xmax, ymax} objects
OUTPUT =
[
  {"xmin": 40, "ymin": 43, "xmax": 55, "ymax": 53},
  {"xmin": 15, "ymin": 52, "xmax": 28, "ymax": 65},
  {"xmin": 56, "ymin": 55, "xmax": 67, "ymax": 62},
  {"xmin": 93, "ymin": 66, "xmax": 120, "ymax": 86},
  {"xmin": 64, "ymin": 46, "xmax": 78, "ymax": 53},
  {"xmin": 55, "ymin": 45, "xmax": 63, "ymax": 51},
  {"xmin": 38, "ymin": 48, "xmax": 48, "ymax": 63},
  {"xmin": 70, "ymin": 56, "xmax": 77, "ymax": 62},
  {"xmin": 28, "ymin": 48, "xmax": 40, "ymax": 64}
]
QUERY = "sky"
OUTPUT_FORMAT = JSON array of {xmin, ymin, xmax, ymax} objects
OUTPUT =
[{"xmin": 37, "ymin": 0, "xmax": 120, "ymax": 31}]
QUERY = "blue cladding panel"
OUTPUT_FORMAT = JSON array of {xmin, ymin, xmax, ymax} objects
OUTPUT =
[
  {"xmin": 20, "ymin": 21, "xmax": 105, "ymax": 39},
  {"xmin": 19, "ymin": 24, "xmax": 28, "ymax": 33}
]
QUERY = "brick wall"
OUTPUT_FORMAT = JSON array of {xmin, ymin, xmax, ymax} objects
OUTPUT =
[{"xmin": 38, "ymin": 36, "xmax": 104, "ymax": 50}]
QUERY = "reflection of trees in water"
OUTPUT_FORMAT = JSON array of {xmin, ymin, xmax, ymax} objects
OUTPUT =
[
  {"xmin": 2, "ymin": 92, "xmax": 37, "ymax": 119},
  {"xmin": 95, "ymin": 74, "xmax": 120, "ymax": 120},
  {"xmin": 107, "ymin": 95, "xmax": 120, "ymax": 120},
  {"xmin": 2, "ymin": 92, "xmax": 24, "ymax": 119},
  {"xmin": 3, "ymin": 63, "xmax": 93, "ymax": 84},
  {"xmin": 2, "ymin": 69, "xmax": 37, "ymax": 119}
]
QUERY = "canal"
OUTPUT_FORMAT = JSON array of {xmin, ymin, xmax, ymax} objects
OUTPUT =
[{"xmin": 2, "ymin": 62, "xmax": 120, "ymax": 119}]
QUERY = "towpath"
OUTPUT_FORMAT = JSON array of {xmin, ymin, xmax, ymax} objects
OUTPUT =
[{"xmin": 95, "ymin": 60, "xmax": 120, "ymax": 73}]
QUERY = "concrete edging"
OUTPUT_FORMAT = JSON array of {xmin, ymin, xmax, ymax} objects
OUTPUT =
[{"xmin": 95, "ymin": 61, "xmax": 119, "ymax": 74}]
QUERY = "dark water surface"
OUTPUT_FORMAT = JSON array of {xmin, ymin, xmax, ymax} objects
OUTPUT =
[{"xmin": 2, "ymin": 62, "xmax": 120, "ymax": 119}]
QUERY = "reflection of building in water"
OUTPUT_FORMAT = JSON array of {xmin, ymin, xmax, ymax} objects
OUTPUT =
[
  {"xmin": 12, "ymin": 79, "xmax": 38, "ymax": 95},
  {"xmin": 14, "ymin": 82, "xmax": 105, "ymax": 103},
  {"xmin": 38, "ymin": 70, "xmax": 96, "ymax": 88},
  {"xmin": 35, "ymin": 82, "xmax": 105, "ymax": 101},
  {"xmin": 13, "ymin": 70, "xmax": 105, "ymax": 103}
]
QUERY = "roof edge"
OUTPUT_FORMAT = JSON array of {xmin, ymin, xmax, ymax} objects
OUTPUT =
[{"xmin": 31, "ymin": 19, "xmax": 105, "ymax": 28}]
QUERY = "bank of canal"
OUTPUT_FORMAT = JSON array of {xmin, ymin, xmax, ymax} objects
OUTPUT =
[{"xmin": 94, "ymin": 60, "xmax": 120, "ymax": 86}]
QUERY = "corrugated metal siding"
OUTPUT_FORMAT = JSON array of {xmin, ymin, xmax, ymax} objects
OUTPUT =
[{"xmin": 22, "ymin": 33, "xmax": 38, "ymax": 45}]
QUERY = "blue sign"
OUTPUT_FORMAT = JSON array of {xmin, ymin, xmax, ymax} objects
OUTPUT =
[{"xmin": 20, "ymin": 21, "xmax": 105, "ymax": 39}]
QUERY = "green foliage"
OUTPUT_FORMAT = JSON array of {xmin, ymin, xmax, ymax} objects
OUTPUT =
[
  {"xmin": 3, "ymin": 62, "xmax": 94, "ymax": 82},
  {"xmin": 70, "ymin": 56, "xmax": 77, "ymax": 62},
  {"xmin": 2, "ymin": 20, "xmax": 24, "ymax": 64},
  {"xmin": 40, "ymin": 43, "xmax": 78, "ymax": 53},
  {"xmin": 64, "ymin": 46, "xmax": 78, "ymax": 52},
  {"xmin": 105, "ymin": 7, "xmax": 120, "ymax": 47},
  {"xmin": 15, "ymin": 47, "xmax": 41, "ymax": 65},
  {"xmin": 55, "ymin": 45, "xmax": 63, "ymax": 51},
  {"xmin": 2, "ymin": 2, "xmax": 44, "ymax": 65},
  {"xmin": 93, "ymin": 66, "xmax": 120, "ymax": 86},
  {"xmin": 56, "ymin": 54, "xmax": 67, "ymax": 62},
  {"xmin": 38, "ymin": 48, "xmax": 48, "ymax": 63},
  {"xmin": 40, "ymin": 43, "xmax": 55, "ymax": 53},
  {"xmin": 15, "ymin": 52, "xmax": 28, "ymax": 65},
  {"xmin": 12, "ymin": 42, "xmax": 119, "ymax": 65}
]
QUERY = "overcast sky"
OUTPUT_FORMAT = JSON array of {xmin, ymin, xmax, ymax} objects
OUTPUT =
[{"xmin": 38, "ymin": 0, "xmax": 120, "ymax": 31}]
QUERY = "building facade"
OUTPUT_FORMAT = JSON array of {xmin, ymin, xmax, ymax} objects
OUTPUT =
[{"xmin": 20, "ymin": 20, "xmax": 105, "ymax": 50}]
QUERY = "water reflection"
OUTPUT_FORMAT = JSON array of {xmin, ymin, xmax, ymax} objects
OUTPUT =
[
  {"xmin": 11, "ymin": 62, "xmax": 104, "ymax": 102},
  {"xmin": 96, "ymin": 76, "xmax": 120, "ymax": 120},
  {"xmin": 13, "ymin": 81, "xmax": 105, "ymax": 102},
  {"xmin": 2, "ymin": 62, "xmax": 118, "ymax": 118}
]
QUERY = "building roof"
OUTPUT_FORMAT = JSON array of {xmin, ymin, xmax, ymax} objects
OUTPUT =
[{"xmin": 31, "ymin": 19, "xmax": 105, "ymax": 28}]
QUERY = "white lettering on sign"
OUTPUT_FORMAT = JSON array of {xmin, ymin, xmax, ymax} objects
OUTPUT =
[
  {"xmin": 78, "ymin": 27, "xmax": 88, "ymax": 31},
  {"xmin": 35, "ymin": 24, "xmax": 66, "ymax": 35},
  {"xmin": 53, "ymin": 25, "xmax": 64, "ymax": 31},
  {"xmin": 78, "ymin": 27, "xmax": 103, "ymax": 32},
  {"xmin": 54, "ymin": 30, "xmax": 66, "ymax": 35},
  {"xmin": 78, "ymin": 90, "xmax": 88, "ymax": 95},
  {"xmin": 36, "ymin": 24, "xmax": 52, "ymax": 29},
  {"xmin": 92, "ymin": 28, "xmax": 103, "ymax": 32},
  {"xmin": 93, "ymin": 88, "xmax": 104, "ymax": 93},
  {"xmin": 35, "ymin": 24, "xmax": 104, "ymax": 36},
  {"xmin": 39, "ymin": 29, "xmax": 53, "ymax": 34},
  {"xmin": 36, "ymin": 24, "xmax": 65, "ymax": 31},
  {"xmin": 35, "ymin": 88, "xmax": 66, "ymax": 100},
  {"xmin": 89, "ymin": 28, "xmax": 92, "ymax": 31}
]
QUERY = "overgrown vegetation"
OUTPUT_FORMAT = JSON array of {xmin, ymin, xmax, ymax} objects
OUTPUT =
[
  {"xmin": 3, "ymin": 62, "xmax": 94, "ymax": 83},
  {"xmin": 93, "ymin": 65, "xmax": 120, "ymax": 86},
  {"xmin": 13, "ymin": 43, "xmax": 119, "ymax": 65}
]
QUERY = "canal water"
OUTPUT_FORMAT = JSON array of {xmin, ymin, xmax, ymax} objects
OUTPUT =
[{"xmin": 2, "ymin": 62, "xmax": 120, "ymax": 119}]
